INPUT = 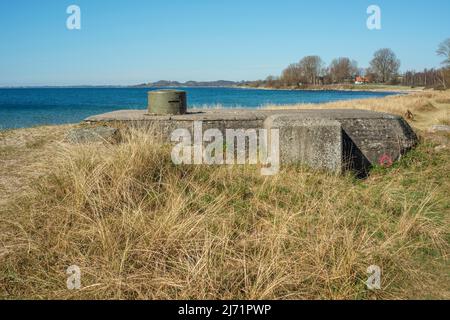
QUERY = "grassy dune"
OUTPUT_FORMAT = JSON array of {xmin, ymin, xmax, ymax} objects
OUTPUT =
[{"xmin": 0, "ymin": 91, "xmax": 449, "ymax": 299}]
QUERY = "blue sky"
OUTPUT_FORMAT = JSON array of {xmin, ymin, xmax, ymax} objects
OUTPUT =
[{"xmin": 0, "ymin": 0, "xmax": 449, "ymax": 86}]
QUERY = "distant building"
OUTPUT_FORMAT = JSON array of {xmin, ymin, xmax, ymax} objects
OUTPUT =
[{"xmin": 355, "ymin": 76, "xmax": 369, "ymax": 84}]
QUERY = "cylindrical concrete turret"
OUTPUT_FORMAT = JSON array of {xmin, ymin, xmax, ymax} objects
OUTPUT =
[{"xmin": 148, "ymin": 90, "xmax": 187, "ymax": 115}]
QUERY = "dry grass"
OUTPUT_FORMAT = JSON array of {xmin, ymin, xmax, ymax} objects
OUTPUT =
[
  {"xmin": 0, "ymin": 91, "xmax": 449, "ymax": 300},
  {"xmin": 0, "ymin": 125, "xmax": 74, "ymax": 207},
  {"xmin": 0, "ymin": 126, "xmax": 449, "ymax": 300},
  {"xmin": 435, "ymin": 98, "xmax": 450, "ymax": 104}
]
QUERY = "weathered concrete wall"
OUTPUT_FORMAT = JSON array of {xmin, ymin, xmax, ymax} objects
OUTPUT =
[
  {"xmin": 338, "ymin": 117, "xmax": 417, "ymax": 165},
  {"xmin": 260, "ymin": 110, "xmax": 417, "ymax": 175},
  {"xmin": 264, "ymin": 116, "xmax": 343, "ymax": 172},
  {"xmin": 85, "ymin": 108, "xmax": 418, "ymax": 174}
]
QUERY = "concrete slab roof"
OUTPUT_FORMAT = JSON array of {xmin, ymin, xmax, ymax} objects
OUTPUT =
[{"xmin": 85, "ymin": 108, "xmax": 400, "ymax": 122}]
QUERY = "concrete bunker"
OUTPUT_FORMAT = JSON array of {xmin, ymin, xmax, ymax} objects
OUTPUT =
[{"xmin": 85, "ymin": 90, "xmax": 418, "ymax": 176}]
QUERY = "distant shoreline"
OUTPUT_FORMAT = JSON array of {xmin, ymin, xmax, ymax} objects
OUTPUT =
[
  {"xmin": 0, "ymin": 84, "xmax": 423, "ymax": 93},
  {"xmin": 235, "ymin": 85, "xmax": 425, "ymax": 93}
]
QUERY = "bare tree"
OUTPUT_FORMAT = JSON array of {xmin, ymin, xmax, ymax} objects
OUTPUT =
[
  {"xmin": 369, "ymin": 48, "xmax": 401, "ymax": 83},
  {"xmin": 329, "ymin": 57, "xmax": 358, "ymax": 83},
  {"xmin": 281, "ymin": 63, "xmax": 304, "ymax": 86},
  {"xmin": 437, "ymin": 38, "xmax": 450, "ymax": 89},
  {"xmin": 437, "ymin": 38, "xmax": 450, "ymax": 67},
  {"xmin": 401, "ymin": 69, "xmax": 443, "ymax": 87},
  {"xmin": 265, "ymin": 75, "xmax": 279, "ymax": 88},
  {"xmin": 298, "ymin": 56, "xmax": 324, "ymax": 85}
]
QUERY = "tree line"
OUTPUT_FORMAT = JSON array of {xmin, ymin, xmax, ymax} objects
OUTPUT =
[{"xmin": 252, "ymin": 39, "xmax": 450, "ymax": 89}]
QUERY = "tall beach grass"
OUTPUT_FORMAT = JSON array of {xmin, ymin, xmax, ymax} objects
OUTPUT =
[{"xmin": 1, "ymin": 124, "xmax": 448, "ymax": 299}]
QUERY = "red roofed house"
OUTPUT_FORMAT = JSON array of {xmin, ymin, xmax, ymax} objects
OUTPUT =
[{"xmin": 355, "ymin": 76, "xmax": 369, "ymax": 84}]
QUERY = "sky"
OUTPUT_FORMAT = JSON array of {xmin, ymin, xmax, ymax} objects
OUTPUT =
[{"xmin": 0, "ymin": 0, "xmax": 449, "ymax": 86}]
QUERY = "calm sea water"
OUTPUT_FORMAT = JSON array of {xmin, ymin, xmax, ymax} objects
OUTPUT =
[{"xmin": 0, "ymin": 87, "xmax": 397, "ymax": 129}]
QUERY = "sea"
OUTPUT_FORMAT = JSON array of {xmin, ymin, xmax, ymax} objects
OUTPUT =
[{"xmin": 0, "ymin": 87, "xmax": 398, "ymax": 129}]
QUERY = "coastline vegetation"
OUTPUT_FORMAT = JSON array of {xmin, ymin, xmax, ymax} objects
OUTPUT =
[{"xmin": 243, "ymin": 41, "xmax": 450, "ymax": 91}]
